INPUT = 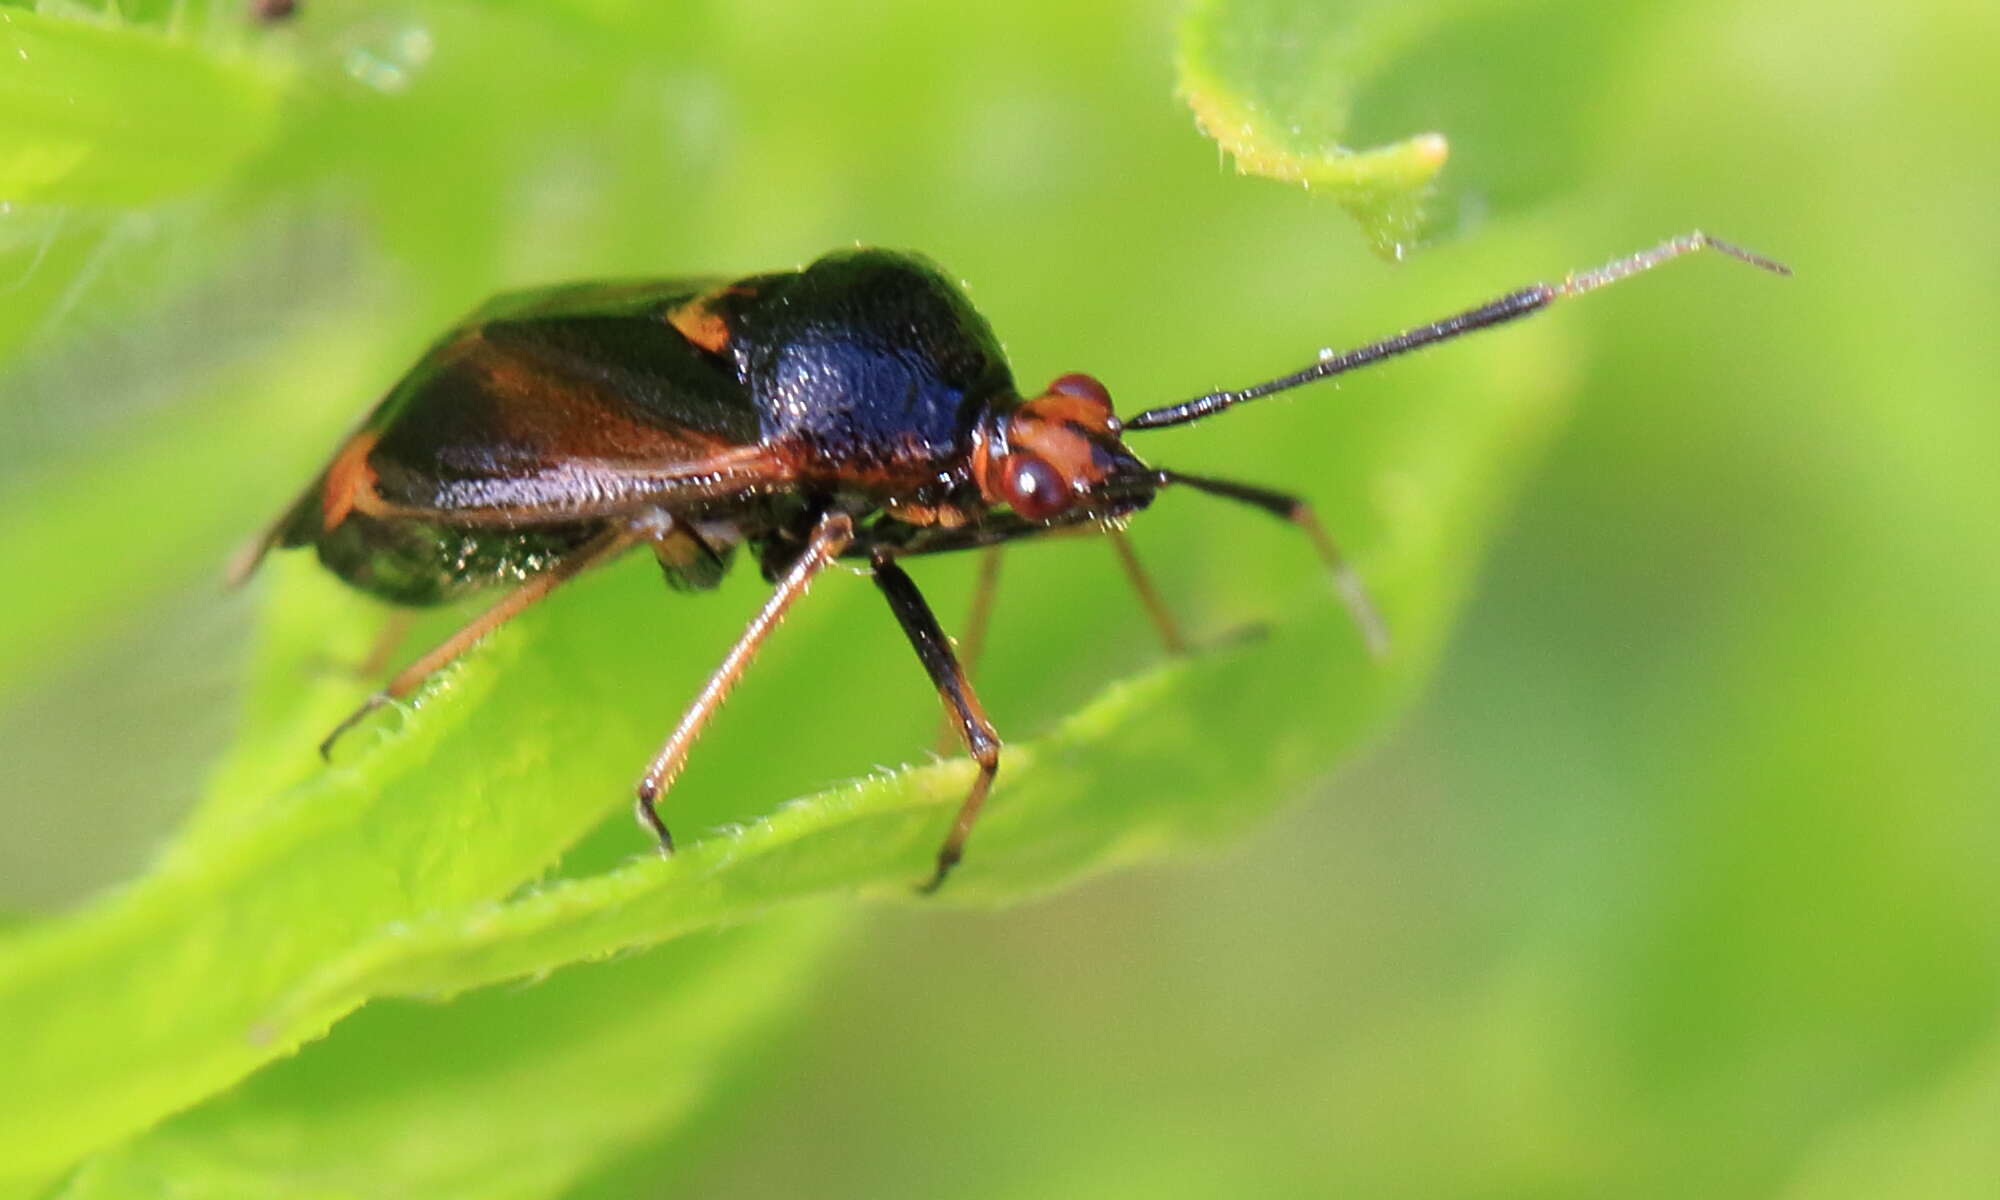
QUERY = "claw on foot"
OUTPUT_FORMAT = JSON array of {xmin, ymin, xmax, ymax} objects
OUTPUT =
[{"xmin": 319, "ymin": 693, "xmax": 389, "ymax": 760}]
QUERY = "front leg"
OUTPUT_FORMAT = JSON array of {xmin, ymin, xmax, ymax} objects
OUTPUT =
[{"xmin": 871, "ymin": 551, "xmax": 1002, "ymax": 894}]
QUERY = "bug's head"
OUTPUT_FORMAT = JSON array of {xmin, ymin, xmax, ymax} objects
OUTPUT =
[{"xmin": 971, "ymin": 373, "xmax": 1157, "ymax": 525}]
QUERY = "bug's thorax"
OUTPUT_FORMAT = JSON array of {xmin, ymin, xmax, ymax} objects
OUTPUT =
[{"xmin": 715, "ymin": 250, "xmax": 1011, "ymax": 495}]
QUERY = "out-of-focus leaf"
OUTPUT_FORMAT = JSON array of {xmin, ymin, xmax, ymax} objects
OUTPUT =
[{"xmin": 0, "ymin": 8, "xmax": 286, "ymax": 204}]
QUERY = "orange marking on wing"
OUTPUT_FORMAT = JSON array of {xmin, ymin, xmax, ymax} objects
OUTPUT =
[
  {"xmin": 474, "ymin": 349, "xmax": 569, "ymax": 407},
  {"xmin": 666, "ymin": 298, "xmax": 731, "ymax": 355},
  {"xmin": 457, "ymin": 336, "xmax": 733, "ymax": 464},
  {"xmin": 321, "ymin": 430, "xmax": 382, "ymax": 532}
]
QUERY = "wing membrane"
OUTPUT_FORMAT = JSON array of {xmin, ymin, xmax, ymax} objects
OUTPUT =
[{"xmin": 235, "ymin": 279, "xmax": 791, "ymax": 579}]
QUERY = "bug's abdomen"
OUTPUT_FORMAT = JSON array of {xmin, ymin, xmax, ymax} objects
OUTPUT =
[{"xmin": 290, "ymin": 505, "xmax": 604, "ymax": 607}]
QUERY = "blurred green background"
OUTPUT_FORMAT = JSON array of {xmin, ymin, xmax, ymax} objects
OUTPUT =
[{"xmin": 2, "ymin": 0, "xmax": 1996, "ymax": 1195}]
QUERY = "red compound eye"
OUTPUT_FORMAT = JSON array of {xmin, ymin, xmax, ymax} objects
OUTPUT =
[
  {"xmin": 1047, "ymin": 372, "xmax": 1112, "ymax": 412},
  {"xmin": 1000, "ymin": 453, "xmax": 1072, "ymax": 521}
]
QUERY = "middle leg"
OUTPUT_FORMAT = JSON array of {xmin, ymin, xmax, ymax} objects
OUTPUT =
[
  {"xmin": 872, "ymin": 552, "xmax": 1002, "ymax": 894},
  {"xmin": 934, "ymin": 544, "xmax": 1004, "ymax": 755},
  {"xmin": 633, "ymin": 511, "xmax": 855, "ymax": 854}
]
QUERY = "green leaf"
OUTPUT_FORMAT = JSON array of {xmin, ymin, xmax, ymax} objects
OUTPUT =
[
  {"xmin": 53, "ymin": 909, "xmax": 851, "ymax": 1200},
  {"xmin": 1177, "ymin": 0, "xmax": 1458, "ymax": 258},
  {"xmin": 0, "ymin": 8, "xmax": 287, "ymax": 204}
]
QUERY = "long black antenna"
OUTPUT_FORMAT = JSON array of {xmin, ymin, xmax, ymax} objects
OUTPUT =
[{"xmin": 1126, "ymin": 231, "xmax": 1790, "ymax": 433}]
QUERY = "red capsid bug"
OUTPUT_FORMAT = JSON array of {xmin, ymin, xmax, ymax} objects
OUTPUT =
[{"xmin": 233, "ymin": 232, "xmax": 1788, "ymax": 892}]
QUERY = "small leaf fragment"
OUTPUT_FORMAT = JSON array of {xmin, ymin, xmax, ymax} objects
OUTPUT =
[{"xmin": 1178, "ymin": 0, "xmax": 1454, "ymax": 258}]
